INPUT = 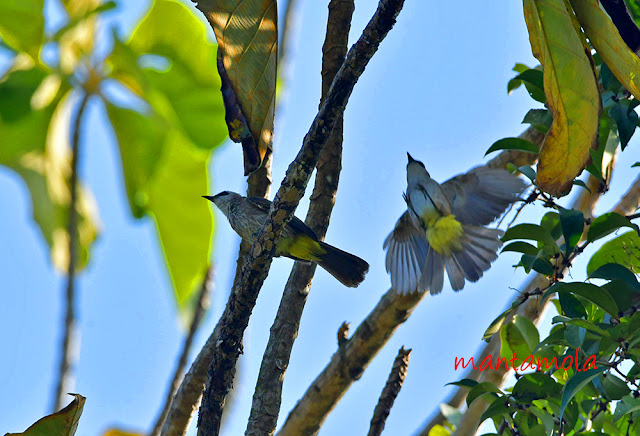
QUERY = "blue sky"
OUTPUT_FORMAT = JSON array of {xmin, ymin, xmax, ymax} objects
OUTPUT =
[{"xmin": 2, "ymin": 1, "xmax": 639, "ymax": 435}]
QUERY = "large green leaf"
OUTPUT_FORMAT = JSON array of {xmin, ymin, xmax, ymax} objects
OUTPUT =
[
  {"xmin": 523, "ymin": 0, "xmax": 600, "ymax": 197},
  {"xmin": 6, "ymin": 393, "xmax": 85, "ymax": 436},
  {"xmin": 195, "ymin": 0, "xmax": 277, "ymax": 174},
  {"xmin": 0, "ymin": 62, "xmax": 99, "ymax": 271},
  {"xmin": 108, "ymin": 0, "xmax": 227, "ymax": 150},
  {"xmin": 587, "ymin": 231, "xmax": 640, "ymax": 275},
  {"xmin": 0, "ymin": 0, "xmax": 44, "ymax": 59},
  {"xmin": 105, "ymin": 0, "xmax": 228, "ymax": 312},
  {"xmin": 106, "ymin": 103, "xmax": 214, "ymax": 310}
]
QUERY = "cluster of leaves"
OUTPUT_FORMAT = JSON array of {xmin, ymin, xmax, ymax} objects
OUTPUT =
[
  {"xmin": 444, "ymin": 1, "xmax": 640, "ymax": 435},
  {"xmin": 486, "ymin": 1, "xmax": 640, "ymax": 197},
  {"xmin": 0, "ymin": 0, "xmax": 228, "ymax": 312}
]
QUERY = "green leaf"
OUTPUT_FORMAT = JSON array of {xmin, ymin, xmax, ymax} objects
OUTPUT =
[
  {"xmin": 558, "ymin": 366, "xmax": 607, "ymax": 424},
  {"xmin": 589, "ymin": 263, "xmax": 640, "ymax": 290},
  {"xmin": 587, "ymin": 212, "xmax": 640, "ymax": 243},
  {"xmin": 445, "ymin": 378, "xmax": 478, "ymax": 389},
  {"xmin": 558, "ymin": 207, "xmax": 584, "ymax": 253},
  {"xmin": 602, "ymin": 373, "xmax": 631, "ymax": 400},
  {"xmin": 502, "ymin": 241, "xmax": 540, "ymax": 256},
  {"xmin": 613, "ymin": 395, "xmax": 640, "ymax": 423},
  {"xmin": 108, "ymin": 0, "xmax": 228, "ymax": 151},
  {"xmin": 559, "ymin": 292, "xmax": 587, "ymax": 318},
  {"xmin": 609, "ymin": 100, "xmax": 638, "ymax": 150},
  {"xmin": 572, "ymin": 179, "xmax": 591, "ymax": 193},
  {"xmin": 509, "ymin": 69, "xmax": 546, "ymax": 103},
  {"xmin": 485, "ymin": 137, "xmax": 539, "ymax": 156},
  {"xmin": 587, "ymin": 231, "xmax": 640, "ymax": 275},
  {"xmin": 500, "ymin": 319, "xmax": 533, "ymax": 361},
  {"xmin": 502, "ymin": 224, "xmax": 557, "ymax": 247},
  {"xmin": 105, "ymin": 102, "xmax": 213, "ymax": 311},
  {"xmin": 483, "ymin": 306, "xmax": 514, "ymax": 341},
  {"xmin": 479, "ymin": 396, "xmax": 514, "ymax": 426},
  {"xmin": 514, "ymin": 315, "xmax": 540, "ymax": 351},
  {"xmin": 0, "ymin": 66, "xmax": 99, "ymax": 271},
  {"xmin": 0, "ymin": 0, "xmax": 44, "ymax": 59},
  {"xmin": 506, "ymin": 163, "xmax": 536, "ymax": 182},
  {"xmin": 6, "ymin": 393, "xmax": 85, "ymax": 435},
  {"xmin": 105, "ymin": 0, "xmax": 229, "ymax": 313},
  {"xmin": 543, "ymin": 282, "xmax": 619, "ymax": 317},
  {"xmin": 522, "ymin": 108, "xmax": 553, "ymax": 133},
  {"xmin": 524, "ymin": 0, "xmax": 600, "ymax": 197},
  {"xmin": 512, "ymin": 373, "xmax": 561, "ymax": 404},
  {"xmin": 466, "ymin": 382, "xmax": 502, "ymax": 406}
]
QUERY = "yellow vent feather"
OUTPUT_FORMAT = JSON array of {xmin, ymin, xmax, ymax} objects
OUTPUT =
[{"xmin": 426, "ymin": 215, "xmax": 464, "ymax": 256}]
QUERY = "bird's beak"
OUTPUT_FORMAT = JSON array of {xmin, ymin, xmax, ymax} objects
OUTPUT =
[
  {"xmin": 202, "ymin": 195, "xmax": 215, "ymax": 202},
  {"xmin": 407, "ymin": 152, "xmax": 416, "ymax": 163}
]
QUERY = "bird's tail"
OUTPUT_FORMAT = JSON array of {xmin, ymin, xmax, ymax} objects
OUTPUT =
[
  {"xmin": 423, "ymin": 226, "xmax": 503, "ymax": 294},
  {"xmin": 316, "ymin": 241, "xmax": 369, "ymax": 288}
]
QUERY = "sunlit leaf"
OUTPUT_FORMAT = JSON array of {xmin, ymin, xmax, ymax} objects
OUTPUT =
[
  {"xmin": 524, "ymin": 0, "xmax": 600, "ymax": 197},
  {"xmin": 587, "ymin": 231, "xmax": 640, "ymax": 275},
  {"xmin": 195, "ymin": 0, "xmax": 277, "ymax": 174},
  {"xmin": 105, "ymin": 0, "xmax": 228, "ymax": 313},
  {"xmin": 587, "ymin": 212, "xmax": 639, "ymax": 243},
  {"xmin": 108, "ymin": 0, "xmax": 228, "ymax": 150},
  {"xmin": 0, "ymin": 63, "xmax": 99, "ymax": 271},
  {"xmin": 0, "ymin": 0, "xmax": 44, "ymax": 59},
  {"xmin": 6, "ymin": 394, "xmax": 85, "ymax": 436},
  {"xmin": 58, "ymin": 0, "xmax": 102, "ymax": 74},
  {"xmin": 105, "ymin": 102, "xmax": 213, "ymax": 311}
]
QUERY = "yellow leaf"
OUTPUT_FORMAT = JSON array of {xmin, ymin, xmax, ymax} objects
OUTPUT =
[
  {"xmin": 523, "ymin": 0, "xmax": 600, "ymax": 197},
  {"xmin": 196, "ymin": 0, "xmax": 277, "ymax": 174},
  {"xmin": 570, "ymin": 0, "xmax": 640, "ymax": 101},
  {"xmin": 102, "ymin": 429, "xmax": 143, "ymax": 436}
]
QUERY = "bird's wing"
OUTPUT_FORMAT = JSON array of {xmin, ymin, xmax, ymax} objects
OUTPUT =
[
  {"xmin": 441, "ymin": 167, "xmax": 527, "ymax": 226},
  {"xmin": 246, "ymin": 196, "xmax": 319, "ymax": 240},
  {"xmin": 384, "ymin": 211, "xmax": 429, "ymax": 294}
]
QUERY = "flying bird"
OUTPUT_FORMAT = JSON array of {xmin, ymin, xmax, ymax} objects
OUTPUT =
[{"xmin": 384, "ymin": 154, "xmax": 526, "ymax": 294}]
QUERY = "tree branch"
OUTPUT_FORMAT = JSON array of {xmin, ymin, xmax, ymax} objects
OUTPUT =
[
  {"xmin": 276, "ymin": 130, "xmax": 543, "ymax": 436},
  {"xmin": 150, "ymin": 266, "xmax": 213, "ymax": 436},
  {"xmin": 159, "ymin": 143, "xmax": 273, "ymax": 436},
  {"xmin": 368, "ymin": 346, "xmax": 411, "ymax": 436},
  {"xmin": 245, "ymin": 1, "xmax": 355, "ymax": 435},
  {"xmin": 52, "ymin": 91, "xmax": 91, "ymax": 412},
  {"xmin": 197, "ymin": 1, "xmax": 406, "ymax": 434}
]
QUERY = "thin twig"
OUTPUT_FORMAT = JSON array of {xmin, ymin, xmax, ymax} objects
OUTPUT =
[
  {"xmin": 52, "ymin": 91, "xmax": 91, "ymax": 412},
  {"xmin": 150, "ymin": 266, "xmax": 213, "ymax": 436},
  {"xmin": 276, "ymin": 131, "xmax": 544, "ymax": 436},
  {"xmin": 368, "ymin": 346, "xmax": 411, "ymax": 436},
  {"xmin": 245, "ymin": 1, "xmax": 355, "ymax": 435},
  {"xmin": 197, "ymin": 2, "xmax": 405, "ymax": 433}
]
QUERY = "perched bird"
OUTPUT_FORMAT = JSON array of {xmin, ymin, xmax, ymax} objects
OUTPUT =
[
  {"xmin": 204, "ymin": 191, "xmax": 369, "ymax": 287},
  {"xmin": 384, "ymin": 154, "xmax": 526, "ymax": 294}
]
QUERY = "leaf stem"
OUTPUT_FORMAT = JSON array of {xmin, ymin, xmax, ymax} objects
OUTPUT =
[{"xmin": 52, "ymin": 91, "xmax": 91, "ymax": 412}]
